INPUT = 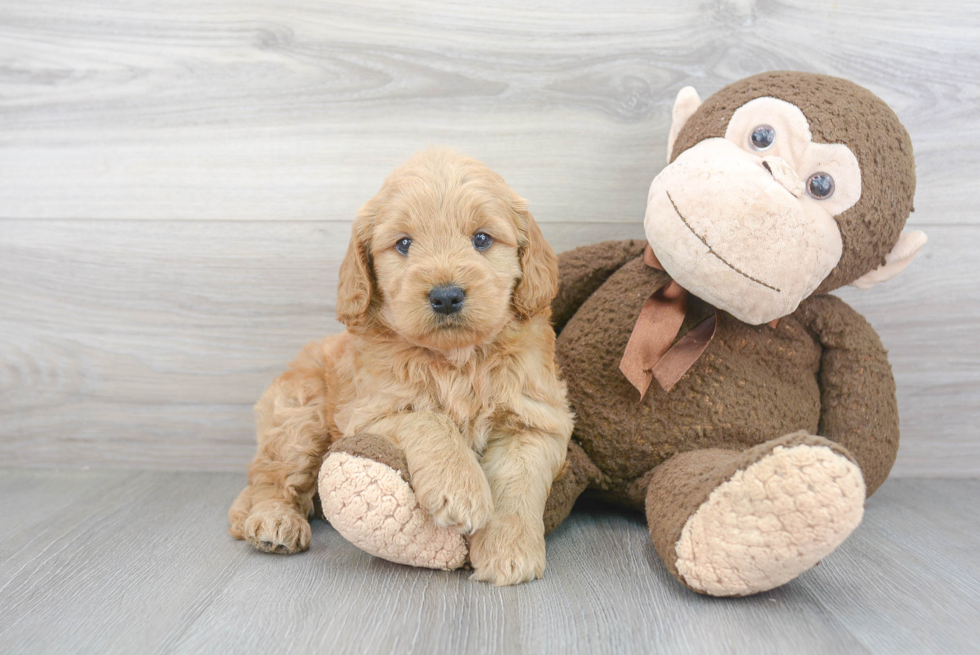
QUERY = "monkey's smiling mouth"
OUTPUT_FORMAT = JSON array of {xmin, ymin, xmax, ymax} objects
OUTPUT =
[{"xmin": 665, "ymin": 191, "xmax": 781, "ymax": 293}]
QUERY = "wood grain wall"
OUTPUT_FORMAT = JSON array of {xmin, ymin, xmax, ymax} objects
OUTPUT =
[{"xmin": 1, "ymin": 0, "xmax": 977, "ymax": 475}]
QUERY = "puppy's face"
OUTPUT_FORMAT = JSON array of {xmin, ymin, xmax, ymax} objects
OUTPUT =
[
  {"xmin": 372, "ymin": 183, "xmax": 522, "ymax": 351},
  {"xmin": 336, "ymin": 150, "xmax": 557, "ymax": 351}
]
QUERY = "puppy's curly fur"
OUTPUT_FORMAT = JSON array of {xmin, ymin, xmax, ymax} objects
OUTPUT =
[{"xmin": 229, "ymin": 149, "xmax": 574, "ymax": 586}]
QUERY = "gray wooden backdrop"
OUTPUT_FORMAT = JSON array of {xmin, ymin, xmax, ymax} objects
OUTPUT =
[{"xmin": 1, "ymin": 0, "xmax": 977, "ymax": 476}]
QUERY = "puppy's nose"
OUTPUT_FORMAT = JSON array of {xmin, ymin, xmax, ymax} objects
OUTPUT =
[{"xmin": 429, "ymin": 285, "xmax": 465, "ymax": 315}]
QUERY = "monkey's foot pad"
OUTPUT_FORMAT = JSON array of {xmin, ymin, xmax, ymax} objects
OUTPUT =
[
  {"xmin": 675, "ymin": 444, "xmax": 866, "ymax": 596},
  {"xmin": 318, "ymin": 452, "xmax": 468, "ymax": 570}
]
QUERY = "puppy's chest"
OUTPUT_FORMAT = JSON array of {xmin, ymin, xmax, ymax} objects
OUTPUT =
[{"xmin": 431, "ymin": 362, "xmax": 505, "ymax": 451}]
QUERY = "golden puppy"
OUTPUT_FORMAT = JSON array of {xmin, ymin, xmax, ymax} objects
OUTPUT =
[{"xmin": 228, "ymin": 148, "xmax": 573, "ymax": 585}]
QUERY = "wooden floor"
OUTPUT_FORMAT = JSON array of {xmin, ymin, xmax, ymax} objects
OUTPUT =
[{"xmin": 1, "ymin": 470, "xmax": 977, "ymax": 655}]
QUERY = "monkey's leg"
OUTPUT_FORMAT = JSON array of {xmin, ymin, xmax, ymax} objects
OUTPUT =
[
  {"xmin": 644, "ymin": 432, "xmax": 866, "ymax": 596},
  {"xmin": 318, "ymin": 439, "xmax": 600, "ymax": 569},
  {"xmin": 228, "ymin": 339, "xmax": 337, "ymax": 554},
  {"xmin": 318, "ymin": 434, "xmax": 469, "ymax": 570}
]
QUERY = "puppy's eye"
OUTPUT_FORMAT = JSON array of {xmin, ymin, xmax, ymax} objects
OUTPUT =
[
  {"xmin": 394, "ymin": 237, "xmax": 412, "ymax": 256},
  {"xmin": 806, "ymin": 172, "xmax": 835, "ymax": 199},
  {"xmin": 750, "ymin": 124, "xmax": 775, "ymax": 151},
  {"xmin": 472, "ymin": 232, "xmax": 493, "ymax": 251}
]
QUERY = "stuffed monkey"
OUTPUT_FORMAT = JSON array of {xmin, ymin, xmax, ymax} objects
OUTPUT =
[{"xmin": 545, "ymin": 71, "xmax": 926, "ymax": 596}]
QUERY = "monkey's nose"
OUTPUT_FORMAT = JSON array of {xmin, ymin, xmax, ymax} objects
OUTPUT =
[
  {"xmin": 429, "ymin": 285, "xmax": 465, "ymax": 315},
  {"xmin": 761, "ymin": 156, "xmax": 805, "ymax": 197}
]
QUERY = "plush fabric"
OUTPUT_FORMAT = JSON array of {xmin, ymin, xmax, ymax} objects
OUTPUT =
[
  {"xmin": 670, "ymin": 71, "xmax": 916, "ymax": 294},
  {"xmin": 329, "ymin": 432, "xmax": 410, "ymax": 478},
  {"xmin": 551, "ymin": 239, "xmax": 649, "ymax": 331},
  {"xmin": 543, "ymin": 441, "xmax": 601, "ymax": 535},
  {"xmin": 543, "ymin": 72, "xmax": 918, "ymax": 596},
  {"xmin": 319, "ymin": 435, "xmax": 468, "ymax": 570},
  {"xmin": 553, "ymin": 253, "xmax": 900, "ymax": 494},
  {"xmin": 645, "ymin": 432, "xmax": 864, "ymax": 595},
  {"xmin": 545, "ymin": 240, "xmax": 901, "ymax": 595},
  {"xmin": 673, "ymin": 441, "xmax": 865, "ymax": 596},
  {"xmin": 647, "ymin": 98, "xmax": 862, "ymax": 323}
]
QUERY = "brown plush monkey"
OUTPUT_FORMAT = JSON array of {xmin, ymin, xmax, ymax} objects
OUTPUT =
[{"xmin": 543, "ymin": 71, "xmax": 927, "ymax": 596}]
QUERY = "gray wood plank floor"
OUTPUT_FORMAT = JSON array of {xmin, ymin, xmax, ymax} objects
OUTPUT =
[{"xmin": 1, "ymin": 470, "xmax": 977, "ymax": 654}]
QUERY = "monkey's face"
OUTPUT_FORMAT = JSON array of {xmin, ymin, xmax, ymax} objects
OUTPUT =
[{"xmin": 645, "ymin": 97, "xmax": 863, "ymax": 325}]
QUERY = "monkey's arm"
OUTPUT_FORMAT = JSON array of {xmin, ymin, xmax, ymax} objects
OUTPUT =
[
  {"xmin": 552, "ymin": 239, "xmax": 648, "ymax": 334},
  {"xmin": 798, "ymin": 295, "xmax": 900, "ymax": 497}
]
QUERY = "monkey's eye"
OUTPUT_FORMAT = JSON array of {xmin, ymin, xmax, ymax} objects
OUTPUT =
[
  {"xmin": 472, "ymin": 232, "xmax": 493, "ymax": 251},
  {"xmin": 750, "ymin": 125, "xmax": 776, "ymax": 151},
  {"xmin": 394, "ymin": 237, "xmax": 412, "ymax": 255},
  {"xmin": 806, "ymin": 172, "xmax": 835, "ymax": 199}
]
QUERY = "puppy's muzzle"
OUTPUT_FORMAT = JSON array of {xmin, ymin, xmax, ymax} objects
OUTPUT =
[{"xmin": 429, "ymin": 285, "xmax": 465, "ymax": 315}]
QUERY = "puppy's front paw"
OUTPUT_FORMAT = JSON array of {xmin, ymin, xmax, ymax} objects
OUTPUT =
[
  {"xmin": 469, "ymin": 514, "xmax": 546, "ymax": 587},
  {"xmin": 412, "ymin": 456, "xmax": 493, "ymax": 534},
  {"xmin": 241, "ymin": 499, "xmax": 311, "ymax": 554}
]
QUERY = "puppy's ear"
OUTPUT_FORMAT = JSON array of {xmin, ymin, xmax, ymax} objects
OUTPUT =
[
  {"xmin": 336, "ymin": 201, "xmax": 377, "ymax": 329},
  {"xmin": 512, "ymin": 199, "xmax": 559, "ymax": 319}
]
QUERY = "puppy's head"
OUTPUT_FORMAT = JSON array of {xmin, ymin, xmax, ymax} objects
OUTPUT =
[{"xmin": 337, "ymin": 148, "xmax": 557, "ymax": 351}]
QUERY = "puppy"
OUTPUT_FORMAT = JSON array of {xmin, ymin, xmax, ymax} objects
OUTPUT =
[{"xmin": 228, "ymin": 148, "xmax": 574, "ymax": 586}]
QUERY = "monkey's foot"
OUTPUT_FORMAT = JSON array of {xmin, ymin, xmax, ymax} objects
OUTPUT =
[
  {"xmin": 318, "ymin": 435, "xmax": 468, "ymax": 570},
  {"xmin": 674, "ymin": 441, "xmax": 866, "ymax": 596}
]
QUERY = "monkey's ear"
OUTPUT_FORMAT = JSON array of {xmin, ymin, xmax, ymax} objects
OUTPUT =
[
  {"xmin": 850, "ymin": 230, "xmax": 928, "ymax": 290},
  {"xmin": 666, "ymin": 86, "xmax": 701, "ymax": 163}
]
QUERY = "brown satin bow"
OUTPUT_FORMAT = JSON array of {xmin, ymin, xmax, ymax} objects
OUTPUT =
[{"xmin": 619, "ymin": 245, "xmax": 777, "ymax": 399}]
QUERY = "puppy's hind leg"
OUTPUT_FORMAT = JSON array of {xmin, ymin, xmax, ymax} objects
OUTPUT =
[{"xmin": 229, "ymin": 337, "xmax": 342, "ymax": 554}]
